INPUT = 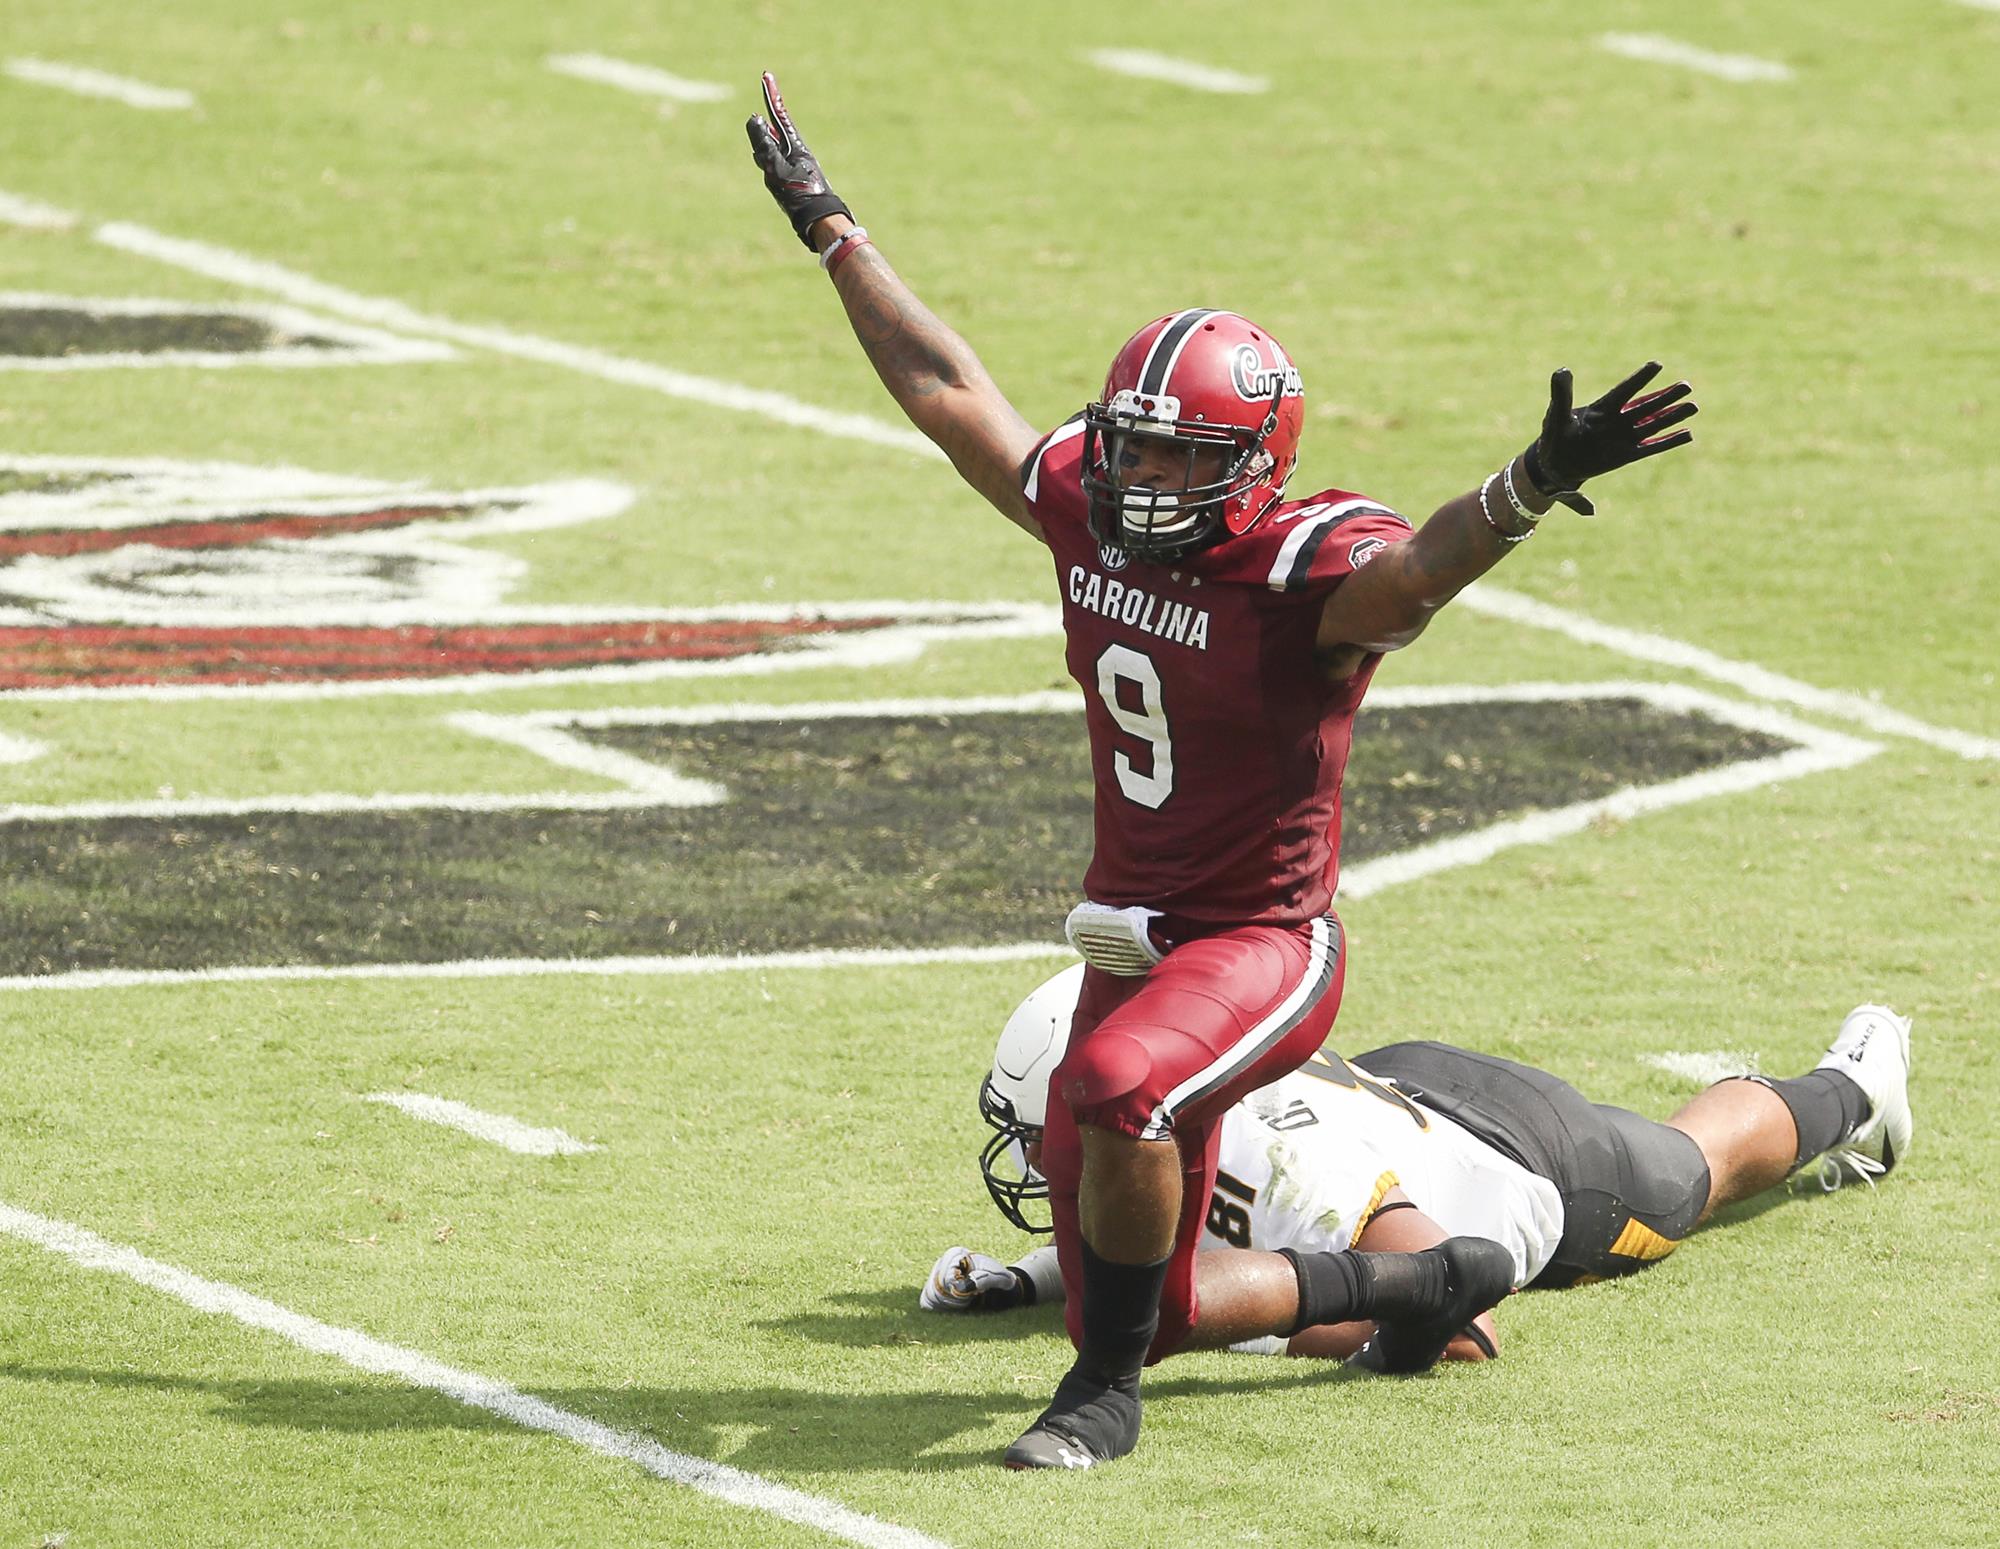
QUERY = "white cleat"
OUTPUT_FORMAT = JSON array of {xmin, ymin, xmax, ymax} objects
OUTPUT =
[{"xmin": 1816, "ymin": 1004, "xmax": 1914, "ymax": 1184}]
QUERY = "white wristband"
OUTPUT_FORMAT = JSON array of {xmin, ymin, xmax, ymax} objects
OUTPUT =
[
  {"xmin": 817, "ymin": 225, "xmax": 868, "ymax": 270},
  {"xmin": 1479, "ymin": 471, "xmax": 1535, "ymax": 544},
  {"xmin": 1500, "ymin": 461, "xmax": 1543, "ymax": 524}
]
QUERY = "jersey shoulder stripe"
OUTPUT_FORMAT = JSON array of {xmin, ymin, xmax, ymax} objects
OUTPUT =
[
  {"xmin": 1266, "ymin": 499, "xmax": 1405, "ymax": 592},
  {"xmin": 1021, "ymin": 415, "xmax": 1086, "ymax": 504}
]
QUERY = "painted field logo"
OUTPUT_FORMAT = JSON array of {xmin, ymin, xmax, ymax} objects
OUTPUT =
[
  {"xmin": 0, "ymin": 456, "xmax": 1056, "ymax": 696},
  {"xmin": 0, "ymin": 293, "xmax": 455, "ymax": 370},
  {"xmin": 0, "ymin": 687, "xmax": 1882, "ymax": 978}
]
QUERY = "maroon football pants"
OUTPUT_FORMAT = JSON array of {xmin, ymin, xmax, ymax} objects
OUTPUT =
[{"xmin": 1039, "ymin": 913, "xmax": 1345, "ymax": 1362}]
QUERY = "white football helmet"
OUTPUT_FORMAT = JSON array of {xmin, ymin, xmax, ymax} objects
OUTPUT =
[{"xmin": 978, "ymin": 963, "xmax": 1086, "ymax": 1232}]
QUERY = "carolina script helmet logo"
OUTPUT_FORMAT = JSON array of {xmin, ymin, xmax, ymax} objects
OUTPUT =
[{"xmin": 1228, "ymin": 342, "xmax": 1303, "ymax": 403}]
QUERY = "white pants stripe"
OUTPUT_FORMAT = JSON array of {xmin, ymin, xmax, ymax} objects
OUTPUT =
[{"xmin": 1143, "ymin": 915, "xmax": 1341, "ymax": 1139}]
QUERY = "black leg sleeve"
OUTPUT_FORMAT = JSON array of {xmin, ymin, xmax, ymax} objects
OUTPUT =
[
  {"xmin": 1741, "ymin": 1071, "xmax": 1871, "ymax": 1170},
  {"xmin": 1075, "ymin": 1240, "xmax": 1171, "ymax": 1384}
]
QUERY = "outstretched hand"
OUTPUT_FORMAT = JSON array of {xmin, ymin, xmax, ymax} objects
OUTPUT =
[
  {"xmin": 745, "ymin": 71, "xmax": 851, "ymax": 248},
  {"xmin": 1525, "ymin": 362, "xmax": 1697, "ymax": 514}
]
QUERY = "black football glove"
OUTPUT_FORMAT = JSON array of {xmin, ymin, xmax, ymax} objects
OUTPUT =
[
  {"xmin": 745, "ymin": 71, "xmax": 851, "ymax": 249},
  {"xmin": 1523, "ymin": 362, "xmax": 1697, "ymax": 514}
]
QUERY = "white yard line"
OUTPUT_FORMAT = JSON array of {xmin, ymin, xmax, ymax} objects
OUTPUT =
[
  {"xmin": 0, "ymin": 942, "xmax": 1072, "ymax": 994},
  {"xmin": 90, "ymin": 221, "xmax": 939, "ymax": 458},
  {"xmin": 450, "ymin": 711, "xmax": 728, "ymax": 805},
  {"xmin": 0, "ymin": 189, "xmax": 78, "ymax": 230},
  {"xmin": 1081, "ymin": 48, "xmax": 1269, "ymax": 94},
  {"xmin": 546, "ymin": 53, "xmax": 729, "ymax": 104},
  {"xmin": 0, "ymin": 1200, "xmax": 950, "ymax": 1549},
  {"xmin": 1460, "ymin": 585, "xmax": 2000, "ymax": 761},
  {"xmin": 1338, "ymin": 739, "xmax": 1866, "ymax": 898},
  {"xmin": 5, "ymin": 58, "xmax": 196, "ymax": 110},
  {"xmin": 1640, "ymin": 1050, "xmax": 1759, "ymax": 1084},
  {"xmin": 508, "ymin": 688, "xmax": 1084, "ymax": 730},
  {"xmin": 0, "ymin": 789, "xmax": 711, "ymax": 824},
  {"xmin": 361, "ymin": 1092, "xmax": 601, "ymax": 1155},
  {"xmin": 1951, "ymin": 0, "xmax": 2000, "ymax": 11},
  {"xmin": 1596, "ymin": 33, "xmax": 1793, "ymax": 83}
]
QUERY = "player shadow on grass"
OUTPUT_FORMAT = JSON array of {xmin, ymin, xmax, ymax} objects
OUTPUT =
[
  {"xmin": 0, "ymin": 1358, "xmax": 1358, "ymax": 1474},
  {"xmin": 754, "ymin": 1286, "xmax": 1073, "ymax": 1349}
]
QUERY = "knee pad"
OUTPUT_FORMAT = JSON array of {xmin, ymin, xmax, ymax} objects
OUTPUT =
[{"xmin": 1056, "ymin": 1030, "xmax": 1153, "ymax": 1125}]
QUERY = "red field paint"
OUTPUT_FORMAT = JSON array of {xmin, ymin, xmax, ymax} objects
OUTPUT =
[
  {"xmin": 0, "ymin": 505, "xmax": 469, "ymax": 560},
  {"xmin": 0, "ymin": 460, "xmax": 1048, "ymax": 697},
  {"xmin": 0, "ymin": 618, "xmax": 894, "ymax": 689}
]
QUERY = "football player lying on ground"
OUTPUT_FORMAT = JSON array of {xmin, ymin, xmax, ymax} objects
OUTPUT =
[{"xmin": 923, "ymin": 966, "xmax": 1914, "ymax": 1362}]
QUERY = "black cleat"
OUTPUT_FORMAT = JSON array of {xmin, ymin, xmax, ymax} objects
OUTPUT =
[
  {"xmin": 1350, "ymin": 1236, "xmax": 1515, "ymax": 1375},
  {"xmin": 1002, "ymin": 1367, "xmax": 1142, "ymax": 1471}
]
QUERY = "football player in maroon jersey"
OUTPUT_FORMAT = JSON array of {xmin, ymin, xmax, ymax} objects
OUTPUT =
[{"xmin": 749, "ymin": 74, "xmax": 1699, "ymax": 1470}]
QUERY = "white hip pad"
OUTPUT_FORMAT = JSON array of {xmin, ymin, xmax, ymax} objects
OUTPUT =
[{"xmin": 1064, "ymin": 901, "xmax": 1167, "ymax": 977}]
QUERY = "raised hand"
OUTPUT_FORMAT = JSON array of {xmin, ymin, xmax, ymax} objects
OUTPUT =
[
  {"xmin": 744, "ymin": 71, "xmax": 851, "ymax": 248},
  {"xmin": 1525, "ymin": 362, "xmax": 1698, "ymax": 514}
]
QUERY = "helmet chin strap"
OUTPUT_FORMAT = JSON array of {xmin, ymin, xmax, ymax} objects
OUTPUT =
[{"xmin": 1259, "ymin": 372, "xmax": 1285, "ymax": 436}]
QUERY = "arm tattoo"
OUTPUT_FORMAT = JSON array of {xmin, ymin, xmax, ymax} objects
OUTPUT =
[
  {"xmin": 937, "ymin": 406, "xmax": 1030, "ymax": 514},
  {"xmin": 838, "ymin": 250, "xmax": 969, "ymax": 405},
  {"xmin": 1322, "ymin": 489, "xmax": 1523, "ymax": 654},
  {"xmin": 819, "ymin": 243, "xmax": 1041, "ymax": 534},
  {"xmin": 1403, "ymin": 495, "xmax": 1492, "ymax": 590}
]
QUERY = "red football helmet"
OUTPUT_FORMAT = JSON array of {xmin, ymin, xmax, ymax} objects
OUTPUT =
[{"xmin": 1081, "ymin": 309, "xmax": 1306, "ymax": 562}]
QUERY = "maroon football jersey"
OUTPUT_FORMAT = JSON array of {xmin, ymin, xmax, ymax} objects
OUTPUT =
[{"xmin": 1023, "ymin": 417, "xmax": 1413, "ymax": 924}]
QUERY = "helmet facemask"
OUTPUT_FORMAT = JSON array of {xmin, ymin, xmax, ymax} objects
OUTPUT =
[
  {"xmin": 1081, "ymin": 382, "xmax": 1285, "ymax": 563},
  {"xmin": 977, "ymin": 1073, "xmax": 1051, "ymax": 1233}
]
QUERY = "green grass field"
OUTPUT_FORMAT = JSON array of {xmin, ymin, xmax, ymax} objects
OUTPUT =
[{"xmin": 2, "ymin": 1, "xmax": 1997, "ymax": 1544}]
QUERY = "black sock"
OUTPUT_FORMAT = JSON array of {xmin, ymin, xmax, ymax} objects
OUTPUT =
[
  {"xmin": 1363, "ymin": 1248, "xmax": 1452, "ymax": 1319},
  {"xmin": 1075, "ymin": 1240, "xmax": 1170, "ymax": 1386},
  {"xmin": 1282, "ymin": 1247, "xmax": 1458, "ymax": 1335},
  {"xmin": 1281, "ymin": 1247, "xmax": 1370, "ymax": 1332},
  {"xmin": 1740, "ymin": 1071, "xmax": 1871, "ymax": 1169}
]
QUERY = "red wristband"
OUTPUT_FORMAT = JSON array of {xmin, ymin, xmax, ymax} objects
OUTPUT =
[{"xmin": 823, "ymin": 233, "xmax": 870, "ymax": 277}]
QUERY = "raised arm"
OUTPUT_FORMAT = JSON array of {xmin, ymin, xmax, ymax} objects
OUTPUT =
[
  {"xmin": 1316, "ymin": 363, "xmax": 1697, "ymax": 657},
  {"xmin": 746, "ymin": 74, "xmax": 1044, "ymax": 538}
]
